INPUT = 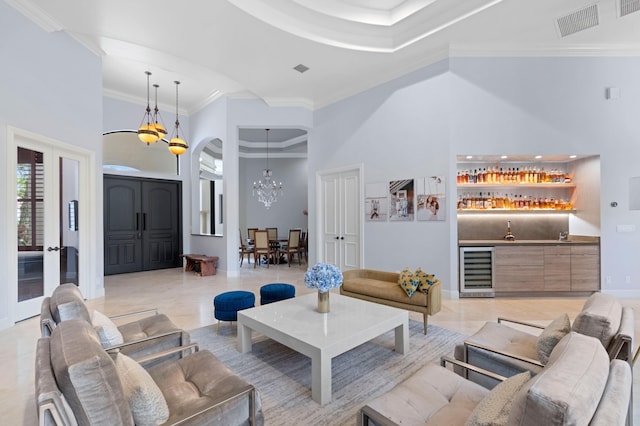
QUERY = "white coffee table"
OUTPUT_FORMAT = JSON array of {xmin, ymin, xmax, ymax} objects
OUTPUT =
[{"xmin": 237, "ymin": 292, "xmax": 409, "ymax": 405}]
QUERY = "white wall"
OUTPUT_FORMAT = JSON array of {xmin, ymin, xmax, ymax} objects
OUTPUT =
[
  {"xmin": 569, "ymin": 156, "xmax": 601, "ymax": 237},
  {"xmin": 0, "ymin": 2, "xmax": 103, "ymax": 328},
  {"xmin": 312, "ymin": 56, "xmax": 640, "ymax": 297},
  {"xmin": 312, "ymin": 60, "xmax": 453, "ymax": 286},
  {"xmin": 185, "ymin": 98, "xmax": 228, "ymax": 268},
  {"xmin": 450, "ymin": 57, "xmax": 640, "ymax": 296}
]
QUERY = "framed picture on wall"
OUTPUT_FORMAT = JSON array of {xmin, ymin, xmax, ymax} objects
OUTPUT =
[
  {"xmin": 365, "ymin": 183, "xmax": 388, "ymax": 222},
  {"xmin": 389, "ymin": 179, "xmax": 414, "ymax": 221},
  {"xmin": 416, "ymin": 176, "xmax": 446, "ymax": 221}
]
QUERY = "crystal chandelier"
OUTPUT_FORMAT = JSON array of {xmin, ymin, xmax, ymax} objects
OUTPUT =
[{"xmin": 253, "ymin": 129, "xmax": 283, "ymax": 209}]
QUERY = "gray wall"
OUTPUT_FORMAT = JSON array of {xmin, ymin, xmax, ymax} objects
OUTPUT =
[{"xmin": 239, "ymin": 156, "xmax": 309, "ymax": 237}]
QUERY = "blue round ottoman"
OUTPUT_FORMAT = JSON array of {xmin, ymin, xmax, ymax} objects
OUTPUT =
[
  {"xmin": 213, "ymin": 291, "xmax": 255, "ymax": 334},
  {"xmin": 260, "ymin": 283, "xmax": 296, "ymax": 305}
]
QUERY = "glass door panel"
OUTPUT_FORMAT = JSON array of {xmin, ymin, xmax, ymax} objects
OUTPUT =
[
  {"xmin": 60, "ymin": 157, "xmax": 80, "ymax": 285},
  {"xmin": 16, "ymin": 147, "xmax": 45, "ymax": 302},
  {"xmin": 14, "ymin": 144, "xmax": 80, "ymax": 320}
]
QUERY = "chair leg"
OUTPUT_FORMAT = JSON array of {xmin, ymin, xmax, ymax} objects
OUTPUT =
[
  {"xmin": 216, "ymin": 320, "xmax": 220, "ymax": 335},
  {"xmin": 423, "ymin": 313, "xmax": 428, "ymax": 335}
]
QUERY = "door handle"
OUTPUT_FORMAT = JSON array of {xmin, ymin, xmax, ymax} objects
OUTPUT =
[
  {"xmin": 335, "ymin": 236, "xmax": 340, "ymax": 240},
  {"xmin": 142, "ymin": 213, "xmax": 147, "ymax": 231},
  {"xmin": 340, "ymin": 236, "xmax": 344, "ymax": 240},
  {"xmin": 47, "ymin": 246, "xmax": 60, "ymax": 252},
  {"xmin": 136, "ymin": 213, "xmax": 140, "ymax": 230}
]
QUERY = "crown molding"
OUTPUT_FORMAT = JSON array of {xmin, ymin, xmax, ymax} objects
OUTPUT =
[
  {"xmin": 239, "ymin": 152, "xmax": 307, "ymax": 159},
  {"xmin": 5, "ymin": 0, "xmax": 62, "ymax": 32},
  {"xmin": 450, "ymin": 43, "xmax": 640, "ymax": 57}
]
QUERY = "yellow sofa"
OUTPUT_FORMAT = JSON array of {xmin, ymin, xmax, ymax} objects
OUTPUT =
[{"xmin": 340, "ymin": 269, "xmax": 442, "ymax": 334}]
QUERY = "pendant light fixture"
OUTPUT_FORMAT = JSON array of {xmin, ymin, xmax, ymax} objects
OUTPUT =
[
  {"xmin": 168, "ymin": 81, "xmax": 189, "ymax": 156},
  {"xmin": 253, "ymin": 129, "xmax": 284, "ymax": 208},
  {"xmin": 152, "ymin": 83, "xmax": 167, "ymax": 140},
  {"xmin": 137, "ymin": 71, "xmax": 159, "ymax": 144}
]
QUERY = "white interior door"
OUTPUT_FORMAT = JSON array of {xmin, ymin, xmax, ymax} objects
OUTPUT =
[
  {"xmin": 8, "ymin": 129, "xmax": 89, "ymax": 322},
  {"xmin": 319, "ymin": 167, "xmax": 362, "ymax": 270}
]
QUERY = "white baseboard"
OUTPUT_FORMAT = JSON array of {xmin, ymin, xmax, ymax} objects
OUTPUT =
[{"xmin": 601, "ymin": 289, "xmax": 640, "ymax": 299}]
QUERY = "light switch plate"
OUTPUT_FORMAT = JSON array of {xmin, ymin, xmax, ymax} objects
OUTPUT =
[{"xmin": 617, "ymin": 224, "xmax": 636, "ymax": 233}]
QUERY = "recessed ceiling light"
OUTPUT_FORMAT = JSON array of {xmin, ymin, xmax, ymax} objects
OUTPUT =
[
  {"xmin": 500, "ymin": 155, "xmax": 508, "ymax": 159},
  {"xmin": 466, "ymin": 155, "xmax": 473, "ymax": 159},
  {"xmin": 293, "ymin": 64, "xmax": 310, "ymax": 73},
  {"xmin": 569, "ymin": 155, "xmax": 577, "ymax": 158},
  {"xmin": 535, "ymin": 155, "xmax": 542, "ymax": 159}
]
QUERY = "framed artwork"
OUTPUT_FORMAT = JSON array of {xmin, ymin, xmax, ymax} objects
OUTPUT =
[
  {"xmin": 389, "ymin": 179, "xmax": 414, "ymax": 221},
  {"xmin": 416, "ymin": 176, "xmax": 446, "ymax": 221},
  {"xmin": 365, "ymin": 183, "xmax": 388, "ymax": 222}
]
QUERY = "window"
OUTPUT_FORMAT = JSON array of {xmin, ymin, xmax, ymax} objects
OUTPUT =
[{"xmin": 16, "ymin": 147, "xmax": 44, "ymax": 251}]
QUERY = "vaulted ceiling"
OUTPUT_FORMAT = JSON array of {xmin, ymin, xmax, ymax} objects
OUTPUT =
[{"xmin": 7, "ymin": 0, "xmax": 640, "ymax": 114}]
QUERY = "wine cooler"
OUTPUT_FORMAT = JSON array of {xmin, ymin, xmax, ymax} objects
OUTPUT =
[{"xmin": 459, "ymin": 247, "xmax": 495, "ymax": 297}]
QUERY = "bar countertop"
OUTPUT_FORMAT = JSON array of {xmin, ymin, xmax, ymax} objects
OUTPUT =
[{"xmin": 459, "ymin": 237, "xmax": 599, "ymax": 246}]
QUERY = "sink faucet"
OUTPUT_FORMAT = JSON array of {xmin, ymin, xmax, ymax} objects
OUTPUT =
[
  {"xmin": 504, "ymin": 220, "xmax": 516, "ymax": 241},
  {"xmin": 559, "ymin": 231, "xmax": 569, "ymax": 241}
]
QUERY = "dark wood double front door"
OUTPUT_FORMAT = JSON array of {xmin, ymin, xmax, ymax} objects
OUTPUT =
[{"xmin": 104, "ymin": 175, "xmax": 182, "ymax": 275}]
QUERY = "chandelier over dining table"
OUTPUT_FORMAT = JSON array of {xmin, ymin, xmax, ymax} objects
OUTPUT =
[{"xmin": 253, "ymin": 129, "xmax": 283, "ymax": 208}]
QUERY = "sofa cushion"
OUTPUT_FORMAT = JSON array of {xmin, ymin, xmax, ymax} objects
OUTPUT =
[
  {"xmin": 465, "ymin": 371, "xmax": 531, "ymax": 426},
  {"xmin": 459, "ymin": 321, "xmax": 541, "ymax": 388},
  {"xmin": 148, "ymin": 350, "xmax": 261, "ymax": 425},
  {"xmin": 572, "ymin": 293, "xmax": 622, "ymax": 349},
  {"xmin": 536, "ymin": 314, "xmax": 571, "ymax": 364},
  {"xmin": 343, "ymin": 276, "xmax": 428, "ymax": 307},
  {"xmin": 364, "ymin": 363, "xmax": 489, "ymax": 425},
  {"xmin": 114, "ymin": 353, "xmax": 169, "ymax": 426},
  {"xmin": 50, "ymin": 319, "xmax": 133, "ymax": 425},
  {"xmin": 92, "ymin": 310, "xmax": 125, "ymax": 348},
  {"xmin": 398, "ymin": 267, "xmax": 418, "ymax": 297},
  {"xmin": 507, "ymin": 332, "xmax": 609, "ymax": 426},
  {"xmin": 50, "ymin": 283, "xmax": 91, "ymax": 324},
  {"xmin": 116, "ymin": 314, "xmax": 187, "ymax": 359}
]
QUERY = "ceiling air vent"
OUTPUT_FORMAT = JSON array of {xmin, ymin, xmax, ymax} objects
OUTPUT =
[
  {"xmin": 556, "ymin": 4, "xmax": 599, "ymax": 37},
  {"xmin": 293, "ymin": 64, "xmax": 310, "ymax": 74},
  {"xmin": 619, "ymin": 0, "xmax": 640, "ymax": 16}
]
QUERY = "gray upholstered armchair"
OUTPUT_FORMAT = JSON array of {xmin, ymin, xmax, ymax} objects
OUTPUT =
[
  {"xmin": 454, "ymin": 293, "xmax": 634, "ymax": 388},
  {"xmin": 36, "ymin": 319, "xmax": 262, "ymax": 426},
  {"xmin": 40, "ymin": 283, "xmax": 189, "ymax": 360},
  {"xmin": 360, "ymin": 332, "xmax": 631, "ymax": 426}
]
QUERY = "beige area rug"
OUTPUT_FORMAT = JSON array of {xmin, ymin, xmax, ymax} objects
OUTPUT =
[{"xmin": 189, "ymin": 320, "xmax": 466, "ymax": 426}]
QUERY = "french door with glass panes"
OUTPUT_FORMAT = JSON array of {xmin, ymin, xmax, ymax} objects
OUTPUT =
[{"xmin": 8, "ymin": 128, "xmax": 90, "ymax": 322}]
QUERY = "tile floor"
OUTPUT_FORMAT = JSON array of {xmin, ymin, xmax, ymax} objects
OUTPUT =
[{"xmin": 2, "ymin": 263, "xmax": 638, "ymax": 424}]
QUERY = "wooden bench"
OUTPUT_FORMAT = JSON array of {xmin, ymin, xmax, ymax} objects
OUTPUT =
[{"xmin": 180, "ymin": 254, "xmax": 219, "ymax": 276}]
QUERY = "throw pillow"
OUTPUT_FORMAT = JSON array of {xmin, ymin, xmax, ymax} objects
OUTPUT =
[
  {"xmin": 536, "ymin": 313, "xmax": 571, "ymax": 364},
  {"xmin": 414, "ymin": 268, "xmax": 437, "ymax": 293},
  {"xmin": 92, "ymin": 310, "xmax": 124, "ymax": 348},
  {"xmin": 398, "ymin": 267, "xmax": 418, "ymax": 297},
  {"xmin": 114, "ymin": 353, "xmax": 170, "ymax": 426},
  {"xmin": 464, "ymin": 371, "xmax": 531, "ymax": 426}
]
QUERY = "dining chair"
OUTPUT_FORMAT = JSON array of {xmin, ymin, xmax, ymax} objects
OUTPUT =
[
  {"xmin": 253, "ymin": 230, "xmax": 276, "ymax": 268},
  {"xmin": 282, "ymin": 229, "xmax": 302, "ymax": 267},
  {"xmin": 266, "ymin": 227, "xmax": 278, "ymax": 240},
  {"xmin": 247, "ymin": 228, "xmax": 258, "ymax": 243},
  {"xmin": 299, "ymin": 230, "xmax": 308, "ymax": 262},
  {"xmin": 239, "ymin": 229, "xmax": 254, "ymax": 266}
]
